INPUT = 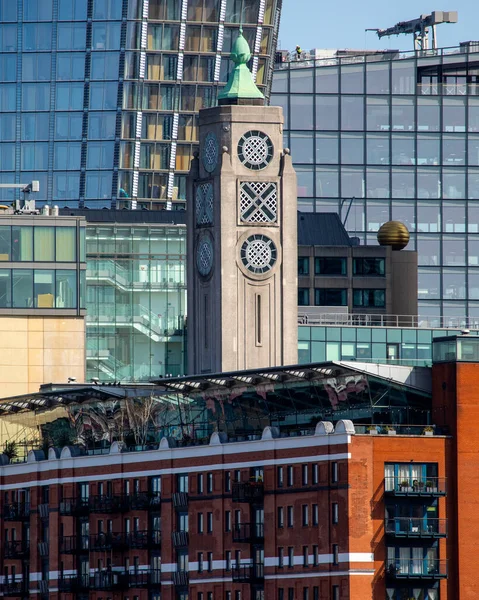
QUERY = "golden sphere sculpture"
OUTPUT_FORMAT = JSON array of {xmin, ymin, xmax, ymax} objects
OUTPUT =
[{"xmin": 377, "ymin": 221, "xmax": 410, "ymax": 251}]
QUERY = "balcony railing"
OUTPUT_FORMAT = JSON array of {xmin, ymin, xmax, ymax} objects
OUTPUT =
[
  {"xmin": 232, "ymin": 523, "xmax": 264, "ymax": 543},
  {"xmin": 232, "ymin": 563, "xmax": 264, "ymax": 583},
  {"xmin": 232, "ymin": 482, "xmax": 264, "ymax": 503},
  {"xmin": 125, "ymin": 570, "xmax": 161, "ymax": 588},
  {"xmin": 2, "ymin": 582, "xmax": 29, "ymax": 597},
  {"xmin": 3, "ymin": 503, "xmax": 30, "ymax": 521},
  {"xmin": 172, "ymin": 492, "xmax": 189, "ymax": 510},
  {"xmin": 59, "ymin": 535, "xmax": 89, "ymax": 554},
  {"xmin": 173, "ymin": 570, "xmax": 189, "ymax": 587},
  {"xmin": 59, "ymin": 498, "xmax": 90, "ymax": 516},
  {"xmin": 385, "ymin": 518, "xmax": 447, "ymax": 538},
  {"xmin": 58, "ymin": 575, "xmax": 90, "ymax": 592},
  {"xmin": 172, "ymin": 530, "xmax": 189, "ymax": 548},
  {"xmin": 387, "ymin": 559, "xmax": 447, "ymax": 579},
  {"xmin": 385, "ymin": 477, "xmax": 447, "ymax": 497},
  {"xmin": 4, "ymin": 540, "xmax": 30, "ymax": 558},
  {"xmin": 89, "ymin": 571, "xmax": 124, "ymax": 591},
  {"xmin": 89, "ymin": 494, "xmax": 128, "ymax": 513},
  {"xmin": 128, "ymin": 491, "xmax": 161, "ymax": 510}
]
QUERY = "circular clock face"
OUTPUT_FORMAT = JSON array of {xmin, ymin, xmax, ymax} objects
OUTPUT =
[
  {"xmin": 196, "ymin": 235, "xmax": 213, "ymax": 277},
  {"xmin": 237, "ymin": 130, "xmax": 274, "ymax": 170},
  {"xmin": 202, "ymin": 132, "xmax": 219, "ymax": 173},
  {"xmin": 240, "ymin": 234, "xmax": 277, "ymax": 275},
  {"xmin": 195, "ymin": 182, "xmax": 214, "ymax": 226}
]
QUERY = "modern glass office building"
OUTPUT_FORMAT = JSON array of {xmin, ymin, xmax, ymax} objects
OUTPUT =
[
  {"xmin": 0, "ymin": 0, "xmax": 282, "ymax": 210},
  {"xmin": 273, "ymin": 43, "xmax": 479, "ymax": 320}
]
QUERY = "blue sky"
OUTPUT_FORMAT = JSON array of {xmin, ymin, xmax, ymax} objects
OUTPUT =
[{"xmin": 279, "ymin": 0, "xmax": 479, "ymax": 53}]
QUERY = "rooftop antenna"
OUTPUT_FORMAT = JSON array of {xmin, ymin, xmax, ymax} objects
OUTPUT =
[{"xmin": 366, "ymin": 11, "xmax": 458, "ymax": 51}]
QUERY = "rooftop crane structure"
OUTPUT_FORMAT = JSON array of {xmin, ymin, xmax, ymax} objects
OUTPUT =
[{"xmin": 366, "ymin": 11, "xmax": 458, "ymax": 51}]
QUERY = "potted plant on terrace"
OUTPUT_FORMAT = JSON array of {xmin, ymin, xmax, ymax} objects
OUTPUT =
[
  {"xmin": 367, "ymin": 425, "xmax": 379, "ymax": 435},
  {"xmin": 423, "ymin": 426, "xmax": 434, "ymax": 436}
]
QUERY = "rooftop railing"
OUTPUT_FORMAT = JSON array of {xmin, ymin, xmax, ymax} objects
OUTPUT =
[{"xmin": 298, "ymin": 312, "xmax": 479, "ymax": 330}]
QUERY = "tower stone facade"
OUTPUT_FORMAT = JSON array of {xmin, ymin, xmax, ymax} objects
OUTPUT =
[{"xmin": 187, "ymin": 33, "xmax": 298, "ymax": 375}]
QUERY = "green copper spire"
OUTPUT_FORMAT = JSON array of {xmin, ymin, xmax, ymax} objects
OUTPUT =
[{"xmin": 218, "ymin": 29, "xmax": 265, "ymax": 104}]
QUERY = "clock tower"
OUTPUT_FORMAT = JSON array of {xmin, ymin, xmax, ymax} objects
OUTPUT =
[{"xmin": 187, "ymin": 31, "xmax": 298, "ymax": 375}]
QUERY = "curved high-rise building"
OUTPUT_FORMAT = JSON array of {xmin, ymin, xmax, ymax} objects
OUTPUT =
[{"xmin": 0, "ymin": 0, "xmax": 282, "ymax": 210}]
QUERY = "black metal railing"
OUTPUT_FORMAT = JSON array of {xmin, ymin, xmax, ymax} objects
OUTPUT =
[
  {"xmin": 232, "ymin": 563, "xmax": 264, "ymax": 583},
  {"xmin": 59, "ymin": 535, "xmax": 89, "ymax": 554},
  {"xmin": 58, "ymin": 575, "xmax": 90, "ymax": 592},
  {"xmin": 89, "ymin": 494, "xmax": 128, "ymax": 513},
  {"xmin": 232, "ymin": 522, "xmax": 264, "ymax": 543},
  {"xmin": 4, "ymin": 540, "xmax": 30, "ymax": 558},
  {"xmin": 2, "ymin": 582, "xmax": 29, "ymax": 597},
  {"xmin": 59, "ymin": 498, "xmax": 90, "ymax": 516},
  {"xmin": 385, "ymin": 477, "xmax": 447, "ymax": 496},
  {"xmin": 124, "ymin": 569, "xmax": 161, "ymax": 588},
  {"xmin": 3, "ymin": 503, "xmax": 30, "ymax": 521},
  {"xmin": 89, "ymin": 571, "xmax": 124, "ymax": 591},
  {"xmin": 386, "ymin": 559, "xmax": 447, "ymax": 579},
  {"xmin": 385, "ymin": 518, "xmax": 447, "ymax": 538},
  {"xmin": 172, "ymin": 570, "xmax": 189, "ymax": 587},
  {"xmin": 128, "ymin": 491, "xmax": 161, "ymax": 510},
  {"xmin": 232, "ymin": 482, "xmax": 264, "ymax": 503},
  {"xmin": 172, "ymin": 530, "xmax": 189, "ymax": 548},
  {"xmin": 172, "ymin": 492, "xmax": 188, "ymax": 510}
]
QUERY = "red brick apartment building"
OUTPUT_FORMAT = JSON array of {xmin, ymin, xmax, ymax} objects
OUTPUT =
[{"xmin": 0, "ymin": 334, "xmax": 476, "ymax": 600}]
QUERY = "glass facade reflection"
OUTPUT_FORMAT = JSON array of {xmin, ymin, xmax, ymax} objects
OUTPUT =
[
  {"xmin": 273, "ymin": 44, "xmax": 479, "ymax": 318},
  {"xmin": 85, "ymin": 220, "xmax": 186, "ymax": 382},
  {"xmin": 0, "ymin": 0, "xmax": 281, "ymax": 210}
]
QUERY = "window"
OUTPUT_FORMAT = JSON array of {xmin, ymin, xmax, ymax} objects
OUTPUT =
[
  {"xmin": 298, "ymin": 257, "xmax": 310, "ymax": 275},
  {"xmin": 235, "ymin": 592, "xmax": 241, "ymax": 600},
  {"xmin": 312, "ymin": 546, "xmax": 318, "ymax": 567},
  {"xmin": 287, "ymin": 466, "xmax": 294, "ymax": 487},
  {"xmin": 315, "ymin": 257, "xmax": 347, "ymax": 275},
  {"xmin": 225, "ymin": 471, "xmax": 231, "ymax": 493},
  {"xmin": 197, "ymin": 474, "xmax": 204, "ymax": 494},
  {"xmin": 302, "ymin": 505, "xmax": 309, "ymax": 526},
  {"xmin": 298, "ymin": 287, "xmax": 310, "ymax": 306},
  {"xmin": 207, "ymin": 552, "xmax": 213, "ymax": 572},
  {"xmin": 197, "ymin": 513, "xmax": 204, "ymax": 534},
  {"xmin": 58, "ymin": 0, "xmax": 87, "ymax": 20},
  {"xmin": 56, "ymin": 228, "xmax": 76, "ymax": 262},
  {"xmin": 23, "ymin": 24, "xmax": 52, "ymax": 50},
  {"xmin": 34, "ymin": 270, "xmax": 54, "ymax": 308},
  {"xmin": 288, "ymin": 547, "xmax": 294, "ymax": 568},
  {"xmin": 303, "ymin": 588, "xmax": 309, "ymax": 600},
  {"xmin": 353, "ymin": 257, "xmax": 385, "ymax": 276},
  {"xmin": 353, "ymin": 289, "xmax": 386, "ymax": 308},
  {"xmin": 312, "ymin": 504, "xmax": 318, "ymax": 526},
  {"xmin": 278, "ymin": 466, "xmax": 284, "ymax": 488},
  {"xmin": 234, "ymin": 510, "xmax": 241, "ymax": 525},
  {"xmin": 278, "ymin": 547, "xmax": 284, "ymax": 568},
  {"xmin": 312, "ymin": 464, "xmax": 318, "ymax": 485},
  {"xmin": 302, "ymin": 465, "xmax": 308, "ymax": 486},
  {"xmin": 56, "ymin": 271, "xmax": 77, "ymax": 308},
  {"xmin": 91, "ymin": 52, "xmax": 120, "ymax": 80},
  {"xmin": 288, "ymin": 590, "xmax": 294, "ymax": 600},
  {"xmin": 315, "ymin": 288, "xmax": 347, "ymax": 306},
  {"xmin": 225, "ymin": 511, "xmax": 231, "ymax": 532},
  {"xmin": 198, "ymin": 552, "xmax": 203, "ymax": 573},
  {"xmin": 277, "ymin": 506, "xmax": 284, "ymax": 528},
  {"xmin": 332, "ymin": 503, "xmax": 339, "ymax": 524},
  {"xmin": 287, "ymin": 506, "xmax": 294, "ymax": 528},
  {"xmin": 207, "ymin": 512, "xmax": 213, "ymax": 533},
  {"xmin": 332, "ymin": 462, "xmax": 338, "ymax": 483},
  {"xmin": 332, "ymin": 586, "xmax": 339, "ymax": 600},
  {"xmin": 332, "ymin": 544, "xmax": 339, "ymax": 565},
  {"xmin": 34, "ymin": 227, "xmax": 54, "ymax": 261},
  {"xmin": 234, "ymin": 470, "xmax": 241, "ymax": 482},
  {"xmin": 207, "ymin": 593, "xmax": 213, "ymax": 600},
  {"xmin": 207, "ymin": 473, "xmax": 213, "ymax": 493},
  {"xmin": 225, "ymin": 551, "xmax": 231, "ymax": 571},
  {"xmin": 278, "ymin": 590, "xmax": 284, "ymax": 600}
]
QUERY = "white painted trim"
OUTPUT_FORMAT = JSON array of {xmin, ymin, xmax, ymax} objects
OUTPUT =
[
  {"xmin": 265, "ymin": 570, "xmax": 374, "ymax": 580},
  {"xmin": 0, "ymin": 452, "xmax": 351, "ymax": 491}
]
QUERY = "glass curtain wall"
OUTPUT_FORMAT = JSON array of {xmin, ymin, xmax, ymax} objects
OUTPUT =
[
  {"xmin": 85, "ymin": 223, "xmax": 187, "ymax": 382},
  {"xmin": 0, "ymin": 0, "xmax": 282, "ymax": 210},
  {"xmin": 273, "ymin": 47, "xmax": 479, "ymax": 318}
]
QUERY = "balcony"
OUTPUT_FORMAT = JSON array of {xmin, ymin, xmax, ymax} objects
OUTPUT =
[
  {"xmin": 172, "ymin": 530, "xmax": 189, "ymax": 548},
  {"xmin": 385, "ymin": 518, "xmax": 447, "ymax": 538},
  {"xmin": 386, "ymin": 559, "xmax": 447, "ymax": 580},
  {"xmin": 89, "ymin": 494, "xmax": 128, "ymax": 513},
  {"xmin": 4, "ymin": 541, "xmax": 30, "ymax": 559},
  {"xmin": 232, "ymin": 523, "xmax": 264, "ymax": 543},
  {"xmin": 172, "ymin": 570, "xmax": 189, "ymax": 587},
  {"xmin": 59, "ymin": 497, "xmax": 90, "ymax": 516},
  {"xmin": 125, "ymin": 570, "xmax": 161, "ymax": 589},
  {"xmin": 90, "ymin": 571, "xmax": 125, "ymax": 591},
  {"xmin": 172, "ymin": 492, "xmax": 189, "ymax": 510},
  {"xmin": 59, "ymin": 535, "xmax": 89, "ymax": 554},
  {"xmin": 232, "ymin": 482, "xmax": 264, "ymax": 503},
  {"xmin": 385, "ymin": 477, "xmax": 447, "ymax": 497},
  {"xmin": 58, "ymin": 575, "xmax": 89, "ymax": 593},
  {"xmin": 232, "ymin": 563, "xmax": 264, "ymax": 583},
  {"xmin": 128, "ymin": 491, "xmax": 161, "ymax": 510},
  {"xmin": 3, "ymin": 503, "xmax": 30, "ymax": 521},
  {"xmin": 2, "ymin": 582, "xmax": 28, "ymax": 597}
]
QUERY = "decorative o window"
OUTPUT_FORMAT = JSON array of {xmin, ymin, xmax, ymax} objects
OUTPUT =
[
  {"xmin": 196, "ymin": 235, "xmax": 213, "ymax": 277},
  {"xmin": 237, "ymin": 130, "xmax": 273, "ymax": 170},
  {"xmin": 196, "ymin": 182, "xmax": 214, "ymax": 226},
  {"xmin": 202, "ymin": 132, "xmax": 219, "ymax": 173},
  {"xmin": 240, "ymin": 234, "xmax": 277, "ymax": 275},
  {"xmin": 240, "ymin": 181, "xmax": 277, "ymax": 223}
]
